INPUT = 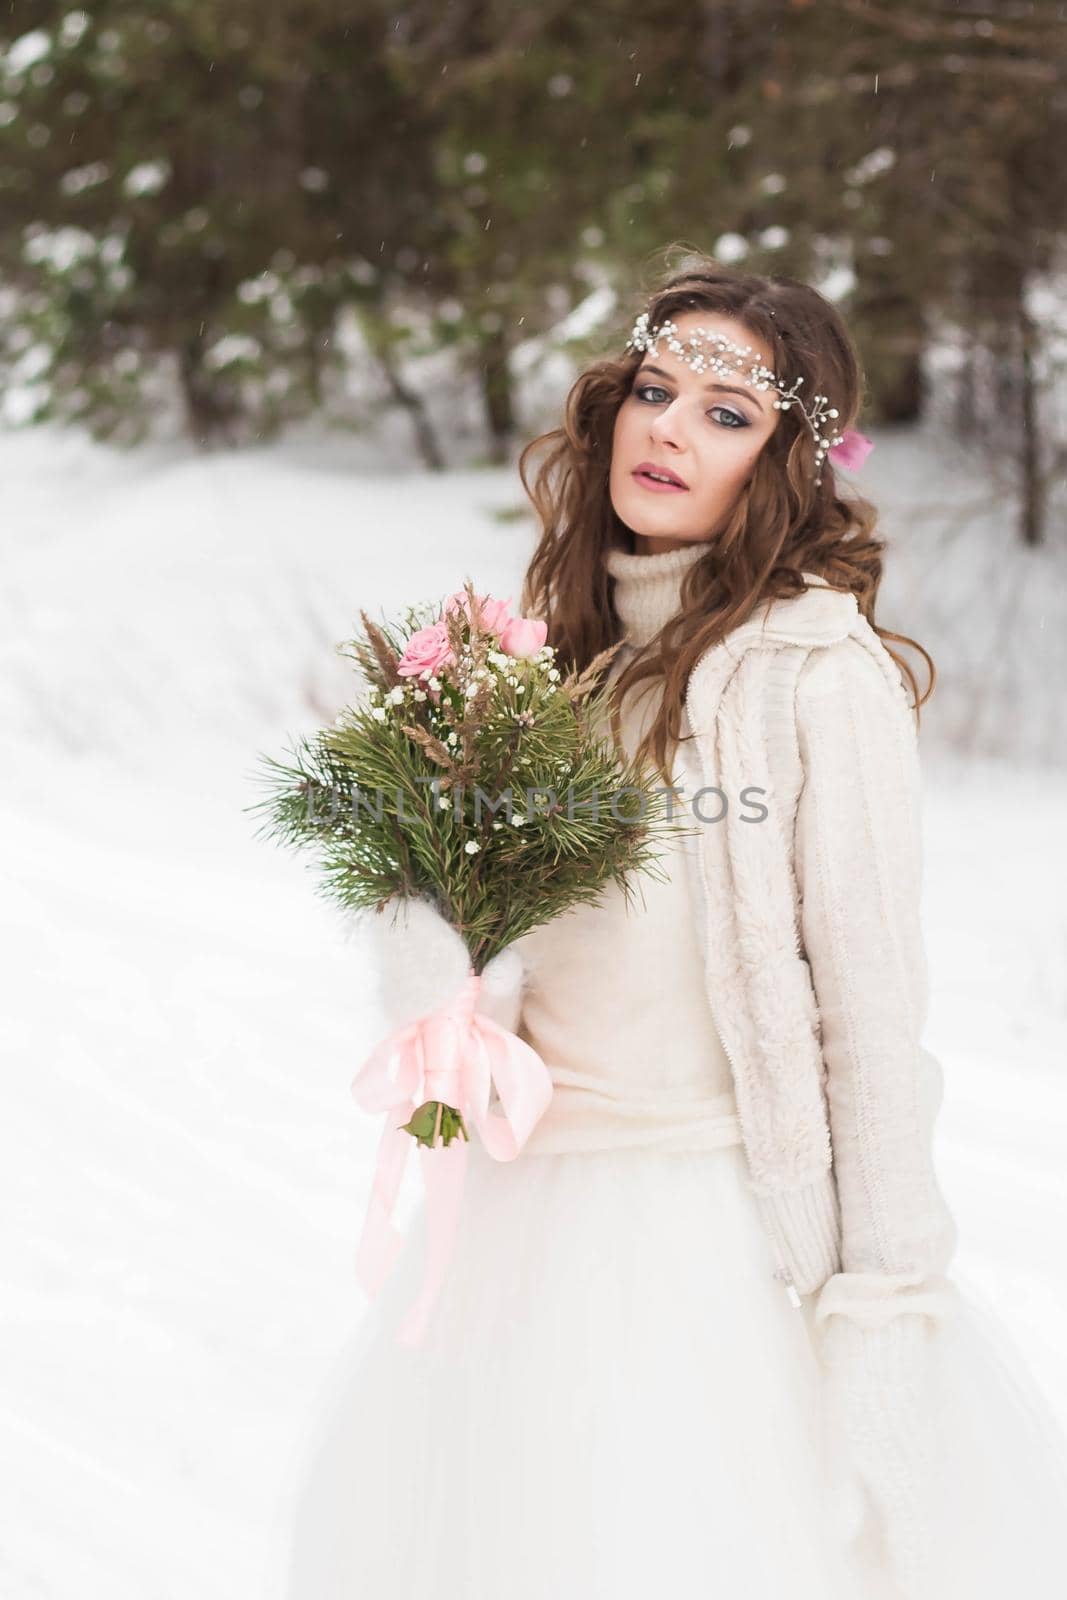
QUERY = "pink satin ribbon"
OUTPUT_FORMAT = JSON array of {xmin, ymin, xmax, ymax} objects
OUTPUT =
[{"xmin": 351, "ymin": 971, "xmax": 554, "ymax": 1348}]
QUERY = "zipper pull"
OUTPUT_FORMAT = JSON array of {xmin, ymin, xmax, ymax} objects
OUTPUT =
[{"xmin": 774, "ymin": 1265, "xmax": 803, "ymax": 1310}]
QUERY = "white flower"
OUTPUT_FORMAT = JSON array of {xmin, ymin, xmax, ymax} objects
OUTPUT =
[
  {"xmin": 428, "ymin": 676, "xmax": 441, "ymax": 691},
  {"xmin": 547, "ymin": 668, "xmax": 560, "ymax": 681},
  {"xmin": 511, "ymin": 813, "xmax": 526, "ymax": 827},
  {"xmin": 413, "ymin": 689, "xmax": 427, "ymax": 702},
  {"xmin": 371, "ymin": 706, "xmax": 387, "ymax": 722},
  {"xmin": 438, "ymin": 796, "xmax": 450, "ymax": 810},
  {"xmin": 492, "ymin": 821, "xmax": 503, "ymax": 830},
  {"xmin": 464, "ymin": 839, "xmax": 481, "ymax": 855},
  {"xmin": 446, "ymin": 731, "xmax": 458, "ymax": 745},
  {"xmin": 387, "ymin": 685, "xmax": 405, "ymax": 705},
  {"xmin": 516, "ymin": 684, "xmax": 526, "ymax": 695}
]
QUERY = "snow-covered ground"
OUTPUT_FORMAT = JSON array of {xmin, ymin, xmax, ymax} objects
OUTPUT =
[{"xmin": 1, "ymin": 419, "xmax": 1065, "ymax": 1598}]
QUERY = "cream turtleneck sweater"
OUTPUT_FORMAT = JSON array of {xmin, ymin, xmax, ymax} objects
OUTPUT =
[
  {"xmin": 513, "ymin": 537, "xmax": 740, "ymax": 1157},
  {"xmin": 605, "ymin": 536, "xmax": 709, "ymax": 649}
]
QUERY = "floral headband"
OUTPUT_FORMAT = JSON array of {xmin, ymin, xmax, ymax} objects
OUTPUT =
[{"xmin": 625, "ymin": 311, "xmax": 874, "ymax": 486}]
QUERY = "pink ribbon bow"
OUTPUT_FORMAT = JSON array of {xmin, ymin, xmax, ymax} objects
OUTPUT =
[
  {"xmin": 828, "ymin": 427, "xmax": 875, "ymax": 471},
  {"xmin": 351, "ymin": 972, "xmax": 554, "ymax": 1348}
]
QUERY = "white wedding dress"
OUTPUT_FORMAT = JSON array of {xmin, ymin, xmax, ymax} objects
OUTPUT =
[{"xmin": 273, "ymin": 543, "xmax": 1067, "ymax": 1599}]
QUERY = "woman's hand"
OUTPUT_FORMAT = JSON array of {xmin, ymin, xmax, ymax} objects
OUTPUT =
[
  {"xmin": 470, "ymin": 943, "xmax": 526, "ymax": 1035},
  {"xmin": 363, "ymin": 896, "xmax": 526, "ymax": 1037},
  {"xmin": 818, "ymin": 1308, "xmax": 946, "ymax": 1596}
]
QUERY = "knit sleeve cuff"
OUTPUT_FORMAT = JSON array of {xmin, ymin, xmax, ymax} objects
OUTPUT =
[
  {"xmin": 754, "ymin": 1170, "xmax": 841, "ymax": 1293},
  {"xmin": 814, "ymin": 1269, "xmax": 962, "ymax": 1329}
]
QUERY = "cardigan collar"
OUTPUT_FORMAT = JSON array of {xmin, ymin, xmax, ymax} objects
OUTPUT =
[
  {"xmin": 684, "ymin": 573, "xmax": 862, "ymax": 742},
  {"xmin": 727, "ymin": 571, "xmax": 859, "ymax": 647}
]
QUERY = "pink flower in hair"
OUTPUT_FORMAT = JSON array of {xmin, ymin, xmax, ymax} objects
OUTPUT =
[{"xmin": 828, "ymin": 428, "xmax": 875, "ymax": 472}]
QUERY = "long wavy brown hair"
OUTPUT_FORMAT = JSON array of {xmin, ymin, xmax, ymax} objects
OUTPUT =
[{"xmin": 517, "ymin": 255, "xmax": 935, "ymax": 785}]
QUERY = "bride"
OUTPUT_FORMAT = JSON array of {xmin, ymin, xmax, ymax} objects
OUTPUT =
[{"xmin": 272, "ymin": 260, "xmax": 1067, "ymax": 1599}]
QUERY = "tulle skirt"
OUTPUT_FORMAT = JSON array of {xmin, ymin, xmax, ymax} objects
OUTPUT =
[{"xmin": 272, "ymin": 1137, "xmax": 1067, "ymax": 1600}]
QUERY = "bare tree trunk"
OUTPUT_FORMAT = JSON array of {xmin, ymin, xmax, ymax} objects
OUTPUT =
[
  {"xmin": 973, "ymin": 250, "xmax": 1046, "ymax": 547},
  {"xmin": 372, "ymin": 332, "xmax": 447, "ymax": 472},
  {"xmin": 364, "ymin": 307, "xmax": 447, "ymax": 467},
  {"xmin": 479, "ymin": 324, "xmax": 515, "ymax": 465},
  {"xmin": 853, "ymin": 268, "xmax": 926, "ymax": 424},
  {"xmin": 178, "ymin": 335, "xmax": 242, "ymax": 447},
  {"xmin": 954, "ymin": 337, "xmax": 978, "ymax": 437},
  {"xmin": 1017, "ymin": 295, "xmax": 1043, "ymax": 547}
]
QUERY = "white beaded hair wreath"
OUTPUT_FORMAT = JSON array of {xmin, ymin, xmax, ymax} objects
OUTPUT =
[{"xmin": 625, "ymin": 311, "xmax": 847, "ymax": 486}]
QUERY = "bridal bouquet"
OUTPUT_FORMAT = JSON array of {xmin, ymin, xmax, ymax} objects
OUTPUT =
[{"xmin": 250, "ymin": 580, "xmax": 688, "ymax": 1342}]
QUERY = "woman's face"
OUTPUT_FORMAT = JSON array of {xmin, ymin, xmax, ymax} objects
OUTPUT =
[{"xmin": 609, "ymin": 309, "xmax": 782, "ymax": 555}]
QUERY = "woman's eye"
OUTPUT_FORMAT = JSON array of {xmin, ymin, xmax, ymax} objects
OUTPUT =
[
  {"xmin": 708, "ymin": 404, "xmax": 748, "ymax": 430},
  {"xmin": 633, "ymin": 383, "xmax": 748, "ymax": 430}
]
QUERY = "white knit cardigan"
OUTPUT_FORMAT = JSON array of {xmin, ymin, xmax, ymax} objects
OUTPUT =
[{"xmin": 676, "ymin": 571, "xmax": 959, "ymax": 1334}]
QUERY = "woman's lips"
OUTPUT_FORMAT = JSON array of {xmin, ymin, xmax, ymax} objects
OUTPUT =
[{"xmin": 633, "ymin": 469, "xmax": 689, "ymax": 493}]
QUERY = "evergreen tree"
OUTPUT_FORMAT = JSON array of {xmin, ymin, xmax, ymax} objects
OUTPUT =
[{"xmin": 0, "ymin": 2, "xmax": 441, "ymax": 443}]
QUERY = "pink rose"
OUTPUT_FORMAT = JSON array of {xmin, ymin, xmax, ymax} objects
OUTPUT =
[
  {"xmin": 397, "ymin": 621, "xmax": 454, "ymax": 681},
  {"xmin": 443, "ymin": 589, "xmax": 514, "ymax": 637},
  {"xmin": 499, "ymin": 615, "xmax": 548, "ymax": 659}
]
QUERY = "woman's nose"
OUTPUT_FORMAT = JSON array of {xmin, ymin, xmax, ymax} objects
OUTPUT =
[{"xmin": 649, "ymin": 401, "xmax": 688, "ymax": 448}]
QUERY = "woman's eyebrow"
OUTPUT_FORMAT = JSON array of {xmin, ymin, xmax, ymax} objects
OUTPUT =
[{"xmin": 637, "ymin": 362, "xmax": 767, "ymax": 412}]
